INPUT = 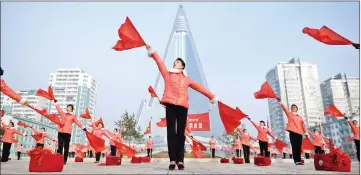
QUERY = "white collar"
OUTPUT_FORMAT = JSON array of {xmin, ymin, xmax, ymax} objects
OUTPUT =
[{"xmin": 169, "ymin": 68, "xmax": 188, "ymax": 77}]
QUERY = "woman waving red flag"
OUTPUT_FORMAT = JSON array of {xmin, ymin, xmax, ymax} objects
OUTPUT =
[
  {"xmin": 29, "ymin": 126, "xmax": 56, "ymax": 148},
  {"xmin": 105, "ymin": 128, "xmax": 121, "ymax": 157},
  {"xmin": 247, "ymin": 117, "xmax": 276, "ymax": 158},
  {"xmin": 307, "ymin": 129, "xmax": 328, "ymax": 154},
  {"xmin": 237, "ymin": 127, "xmax": 256, "ymax": 163},
  {"xmin": 89, "ymin": 120, "xmax": 112, "ymax": 163},
  {"xmin": 1, "ymin": 121, "xmax": 24, "ymax": 162},
  {"xmin": 277, "ymin": 99, "xmax": 308, "ymax": 165},
  {"xmin": 344, "ymin": 116, "xmax": 360, "ymax": 161},
  {"xmin": 146, "ymin": 45, "xmax": 216, "ymax": 170}
]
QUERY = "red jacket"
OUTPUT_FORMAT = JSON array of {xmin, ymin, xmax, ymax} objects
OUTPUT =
[
  {"xmin": 90, "ymin": 123, "xmax": 112, "ymax": 140},
  {"xmin": 31, "ymin": 127, "xmax": 54, "ymax": 144},
  {"xmin": 238, "ymin": 128, "xmax": 256, "ymax": 146},
  {"xmin": 250, "ymin": 120, "xmax": 275, "ymax": 142},
  {"xmin": 209, "ymin": 139, "xmax": 216, "ymax": 149},
  {"xmin": 347, "ymin": 120, "xmax": 360, "ymax": 140},
  {"xmin": 1, "ymin": 122, "xmax": 23, "ymax": 143},
  {"xmin": 148, "ymin": 49, "xmax": 215, "ymax": 109},
  {"xmin": 55, "ymin": 103, "xmax": 83, "ymax": 134},
  {"xmin": 105, "ymin": 129, "xmax": 121, "ymax": 146},
  {"xmin": 280, "ymin": 103, "xmax": 307, "ymax": 135},
  {"xmin": 307, "ymin": 130, "xmax": 327, "ymax": 147}
]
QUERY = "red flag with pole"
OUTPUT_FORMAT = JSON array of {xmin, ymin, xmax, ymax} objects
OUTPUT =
[
  {"xmin": 112, "ymin": 17, "xmax": 146, "ymax": 51},
  {"xmin": 303, "ymin": 26, "xmax": 359, "ymax": 49},
  {"xmin": 324, "ymin": 105, "xmax": 344, "ymax": 117},
  {"xmin": 114, "ymin": 141, "xmax": 136, "ymax": 158},
  {"xmin": 274, "ymin": 139, "xmax": 287, "ymax": 154},
  {"xmin": 144, "ymin": 118, "xmax": 151, "ymax": 135},
  {"xmin": 36, "ymin": 86, "xmax": 55, "ymax": 100},
  {"xmin": 85, "ymin": 131, "xmax": 105, "ymax": 153},
  {"xmin": 17, "ymin": 121, "xmax": 29, "ymax": 128},
  {"xmin": 218, "ymin": 101, "xmax": 245, "ymax": 134},
  {"xmin": 80, "ymin": 108, "xmax": 92, "ymax": 119},
  {"xmin": 156, "ymin": 117, "xmax": 167, "ymax": 128},
  {"xmin": 254, "ymin": 81, "xmax": 279, "ymax": 99},
  {"xmin": 302, "ymin": 137, "xmax": 315, "ymax": 150},
  {"xmin": 32, "ymin": 133, "xmax": 43, "ymax": 141}
]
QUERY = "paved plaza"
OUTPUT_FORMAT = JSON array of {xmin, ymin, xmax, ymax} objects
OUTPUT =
[{"xmin": 1, "ymin": 158, "xmax": 359, "ymax": 174}]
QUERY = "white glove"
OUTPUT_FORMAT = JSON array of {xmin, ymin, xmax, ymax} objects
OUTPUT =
[
  {"xmin": 148, "ymin": 48, "xmax": 156, "ymax": 57},
  {"xmin": 210, "ymin": 96, "xmax": 217, "ymax": 104}
]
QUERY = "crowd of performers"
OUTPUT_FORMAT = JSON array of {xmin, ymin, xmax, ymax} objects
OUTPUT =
[{"xmin": 0, "ymin": 41, "xmax": 359, "ymax": 171}]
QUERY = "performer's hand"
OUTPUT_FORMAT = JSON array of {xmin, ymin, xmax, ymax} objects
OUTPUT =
[
  {"xmin": 344, "ymin": 117, "xmax": 349, "ymax": 120},
  {"xmin": 146, "ymin": 44, "xmax": 151, "ymax": 50},
  {"xmin": 276, "ymin": 97, "xmax": 281, "ymax": 102},
  {"xmin": 54, "ymin": 99, "xmax": 58, "ymax": 103},
  {"xmin": 83, "ymin": 128, "xmax": 87, "ymax": 132},
  {"xmin": 210, "ymin": 96, "xmax": 217, "ymax": 104},
  {"xmin": 23, "ymin": 101, "xmax": 29, "ymax": 106}
]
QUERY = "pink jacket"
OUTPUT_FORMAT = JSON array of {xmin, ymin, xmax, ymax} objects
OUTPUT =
[
  {"xmin": 31, "ymin": 127, "xmax": 54, "ymax": 144},
  {"xmin": 280, "ymin": 103, "xmax": 307, "ymax": 135},
  {"xmin": 1, "ymin": 122, "xmax": 23, "ymax": 143},
  {"xmin": 105, "ymin": 129, "xmax": 121, "ymax": 146},
  {"xmin": 238, "ymin": 128, "xmax": 256, "ymax": 146},
  {"xmin": 90, "ymin": 123, "xmax": 112, "ymax": 140},
  {"xmin": 250, "ymin": 120, "xmax": 275, "ymax": 142},
  {"xmin": 148, "ymin": 50, "xmax": 215, "ymax": 109},
  {"xmin": 209, "ymin": 139, "xmax": 216, "ymax": 149},
  {"xmin": 55, "ymin": 103, "xmax": 83, "ymax": 134},
  {"xmin": 17, "ymin": 145, "xmax": 23, "ymax": 152},
  {"xmin": 146, "ymin": 139, "xmax": 154, "ymax": 149}
]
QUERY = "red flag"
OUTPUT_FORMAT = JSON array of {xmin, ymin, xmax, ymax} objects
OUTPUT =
[
  {"xmin": 303, "ymin": 26, "xmax": 359, "ymax": 49},
  {"xmin": 1, "ymin": 110, "xmax": 5, "ymax": 117},
  {"xmin": 36, "ymin": 86, "xmax": 55, "ymax": 100},
  {"xmin": 44, "ymin": 114, "xmax": 64, "ymax": 127},
  {"xmin": 85, "ymin": 131, "xmax": 105, "ymax": 153},
  {"xmin": 324, "ymin": 105, "xmax": 344, "ymax": 117},
  {"xmin": 156, "ymin": 117, "xmax": 167, "ymax": 128},
  {"xmin": 80, "ymin": 108, "xmax": 92, "ymax": 119},
  {"xmin": 1, "ymin": 79, "xmax": 25, "ymax": 103},
  {"xmin": 274, "ymin": 139, "xmax": 287, "ymax": 154},
  {"xmin": 191, "ymin": 137, "xmax": 207, "ymax": 151},
  {"xmin": 346, "ymin": 136, "xmax": 353, "ymax": 141},
  {"xmin": 328, "ymin": 140, "xmax": 336, "ymax": 152},
  {"xmin": 148, "ymin": 86, "xmax": 158, "ymax": 98},
  {"xmin": 12, "ymin": 139, "xmax": 18, "ymax": 144},
  {"xmin": 218, "ymin": 101, "xmax": 243, "ymax": 134},
  {"xmin": 114, "ymin": 141, "xmax": 136, "ymax": 158},
  {"xmin": 235, "ymin": 107, "xmax": 248, "ymax": 120},
  {"xmin": 254, "ymin": 81, "xmax": 278, "ymax": 99},
  {"xmin": 94, "ymin": 118, "xmax": 104, "ymax": 127},
  {"xmin": 144, "ymin": 120, "xmax": 151, "ymax": 135},
  {"xmin": 75, "ymin": 144, "xmax": 87, "ymax": 158},
  {"xmin": 32, "ymin": 133, "xmax": 43, "ymax": 141},
  {"xmin": 301, "ymin": 137, "xmax": 315, "ymax": 151},
  {"xmin": 17, "ymin": 121, "xmax": 29, "ymax": 128},
  {"xmin": 112, "ymin": 17, "xmax": 146, "ymax": 51},
  {"xmin": 187, "ymin": 112, "xmax": 211, "ymax": 131},
  {"xmin": 190, "ymin": 141, "xmax": 203, "ymax": 158}
]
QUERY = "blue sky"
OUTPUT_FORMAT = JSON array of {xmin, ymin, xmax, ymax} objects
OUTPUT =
[{"xmin": 1, "ymin": 2, "xmax": 359, "ymax": 137}]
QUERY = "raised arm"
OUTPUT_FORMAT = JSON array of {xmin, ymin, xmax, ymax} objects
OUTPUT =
[
  {"xmin": 102, "ymin": 129, "xmax": 112, "ymax": 140},
  {"xmin": 55, "ymin": 103, "xmax": 66, "ymax": 119},
  {"xmin": 1, "ymin": 122, "xmax": 6, "ymax": 128},
  {"xmin": 279, "ymin": 102, "xmax": 292, "ymax": 120},
  {"xmin": 249, "ymin": 119, "xmax": 261, "ymax": 132},
  {"xmin": 44, "ymin": 134, "xmax": 55, "ymax": 141},
  {"xmin": 189, "ymin": 80, "xmax": 215, "ymax": 101},
  {"xmin": 13, "ymin": 129, "xmax": 24, "ymax": 136},
  {"xmin": 72, "ymin": 116, "xmax": 84, "ymax": 129},
  {"xmin": 147, "ymin": 46, "xmax": 168, "ymax": 78},
  {"xmin": 267, "ymin": 130, "xmax": 276, "ymax": 139},
  {"xmin": 250, "ymin": 135, "xmax": 257, "ymax": 141},
  {"xmin": 306, "ymin": 129, "xmax": 315, "ymax": 138}
]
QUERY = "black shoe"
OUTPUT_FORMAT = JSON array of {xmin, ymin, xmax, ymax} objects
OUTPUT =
[
  {"xmin": 169, "ymin": 164, "xmax": 176, "ymax": 170},
  {"xmin": 64, "ymin": 162, "xmax": 67, "ymax": 165},
  {"xmin": 177, "ymin": 163, "xmax": 184, "ymax": 170}
]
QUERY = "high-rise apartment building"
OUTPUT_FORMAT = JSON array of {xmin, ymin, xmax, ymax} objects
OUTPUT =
[
  {"xmin": 321, "ymin": 73, "xmax": 360, "ymax": 122},
  {"xmin": 47, "ymin": 68, "xmax": 98, "ymax": 144},
  {"xmin": 266, "ymin": 58, "xmax": 325, "ymax": 143}
]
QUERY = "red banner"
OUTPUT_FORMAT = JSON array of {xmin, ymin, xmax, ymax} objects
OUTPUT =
[{"xmin": 187, "ymin": 112, "xmax": 210, "ymax": 131}]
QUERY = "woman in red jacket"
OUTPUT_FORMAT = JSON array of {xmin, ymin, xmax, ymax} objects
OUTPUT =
[
  {"xmin": 345, "ymin": 117, "xmax": 359, "ymax": 161},
  {"xmin": 146, "ymin": 45, "xmax": 216, "ymax": 170},
  {"xmin": 307, "ymin": 129, "xmax": 327, "ymax": 154},
  {"xmin": 89, "ymin": 121, "xmax": 112, "ymax": 163},
  {"xmin": 247, "ymin": 118, "xmax": 276, "ymax": 157},
  {"xmin": 30, "ymin": 127, "xmax": 56, "ymax": 148},
  {"xmin": 105, "ymin": 128, "xmax": 121, "ymax": 156},
  {"xmin": 238, "ymin": 128, "xmax": 256, "ymax": 163},
  {"xmin": 278, "ymin": 99, "xmax": 308, "ymax": 165},
  {"xmin": 1, "ymin": 121, "xmax": 24, "ymax": 162}
]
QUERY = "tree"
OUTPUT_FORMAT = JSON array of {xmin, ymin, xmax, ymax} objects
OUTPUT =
[
  {"xmin": 217, "ymin": 129, "xmax": 239, "ymax": 158},
  {"xmin": 114, "ymin": 110, "xmax": 144, "ymax": 145}
]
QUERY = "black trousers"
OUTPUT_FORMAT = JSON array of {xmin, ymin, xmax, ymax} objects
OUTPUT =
[
  {"xmin": 17, "ymin": 151, "xmax": 21, "ymax": 160},
  {"xmin": 211, "ymin": 148, "xmax": 215, "ymax": 158},
  {"xmin": 235, "ymin": 149, "xmax": 241, "ymax": 157},
  {"xmin": 57, "ymin": 132, "xmax": 71, "ymax": 164},
  {"xmin": 289, "ymin": 131, "xmax": 302, "ymax": 163},
  {"xmin": 305, "ymin": 153, "xmax": 310, "ymax": 159},
  {"xmin": 289, "ymin": 154, "xmax": 293, "ymax": 159},
  {"xmin": 355, "ymin": 139, "xmax": 360, "ymax": 161},
  {"xmin": 259, "ymin": 140, "xmax": 269, "ymax": 157},
  {"xmin": 315, "ymin": 146, "xmax": 323, "ymax": 154},
  {"xmin": 147, "ymin": 148, "xmax": 153, "ymax": 157},
  {"xmin": 110, "ymin": 145, "xmax": 116, "ymax": 156},
  {"xmin": 90, "ymin": 151, "xmax": 93, "ymax": 158},
  {"xmin": 1, "ymin": 142, "xmax": 12, "ymax": 162},
  {"xmin": 95, "ymin": 152, "xmax": 101, "ymax": 162},
  {"xmin": 242, "ymin": 144, "xmax": 250, "ymax": 163},
  {"xmin": 165, "ymin": 104, "xmax": 188, "ymax": 163},
  {"xmin": 283, "ymin": 153, "xmax": 286, "ymax": 159},
  {"xmin": 36, "ymin": 143, "xmax": 44, "ymax": 148}
]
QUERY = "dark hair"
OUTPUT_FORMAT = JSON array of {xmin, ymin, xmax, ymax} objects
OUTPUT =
[
  {"xmin": 313, "ymin": 129, "xmax": 316, "ymax": 133},
  {"xmin": 260, "ymin": 120, "xmax": 265, "ymax": 125},
  {"xmin": 0, "ymin": 67, "xmax": 3, "ymax": 76},
  {"xmin": 243, "ymin": 129, "xmax": 247, "ymax": 132},
  {"xmin": 175, "ymin": 58, "xmax": 186, "ymax": 70},
  {"xmin": 149, "ymin": 136, "xmax": 152, "ymax": 138},
  {"xmin": 9, "ymin": 121, "xmax": 14, "ymax": 127},
  {"xmin": 67, "ymin": 104, "xmax": 74, "ymax": 111},
  {"xmin": 20, "ymin": 144, "xmax": 23, "ymax": 146},
  {"xmin": 41, "ymin": 127, "xmax": 46, "ymax": 131},
  {"xmin": 353, "ymin": 120, "xmax": 357, "ymax": 123},
  {"xmin": 291, "ymin": 104, "xmax": 298, "ymax": 110},
  {"xmin": 114, "ymin": 128, "xmax": 118, "ymax": 132}
]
